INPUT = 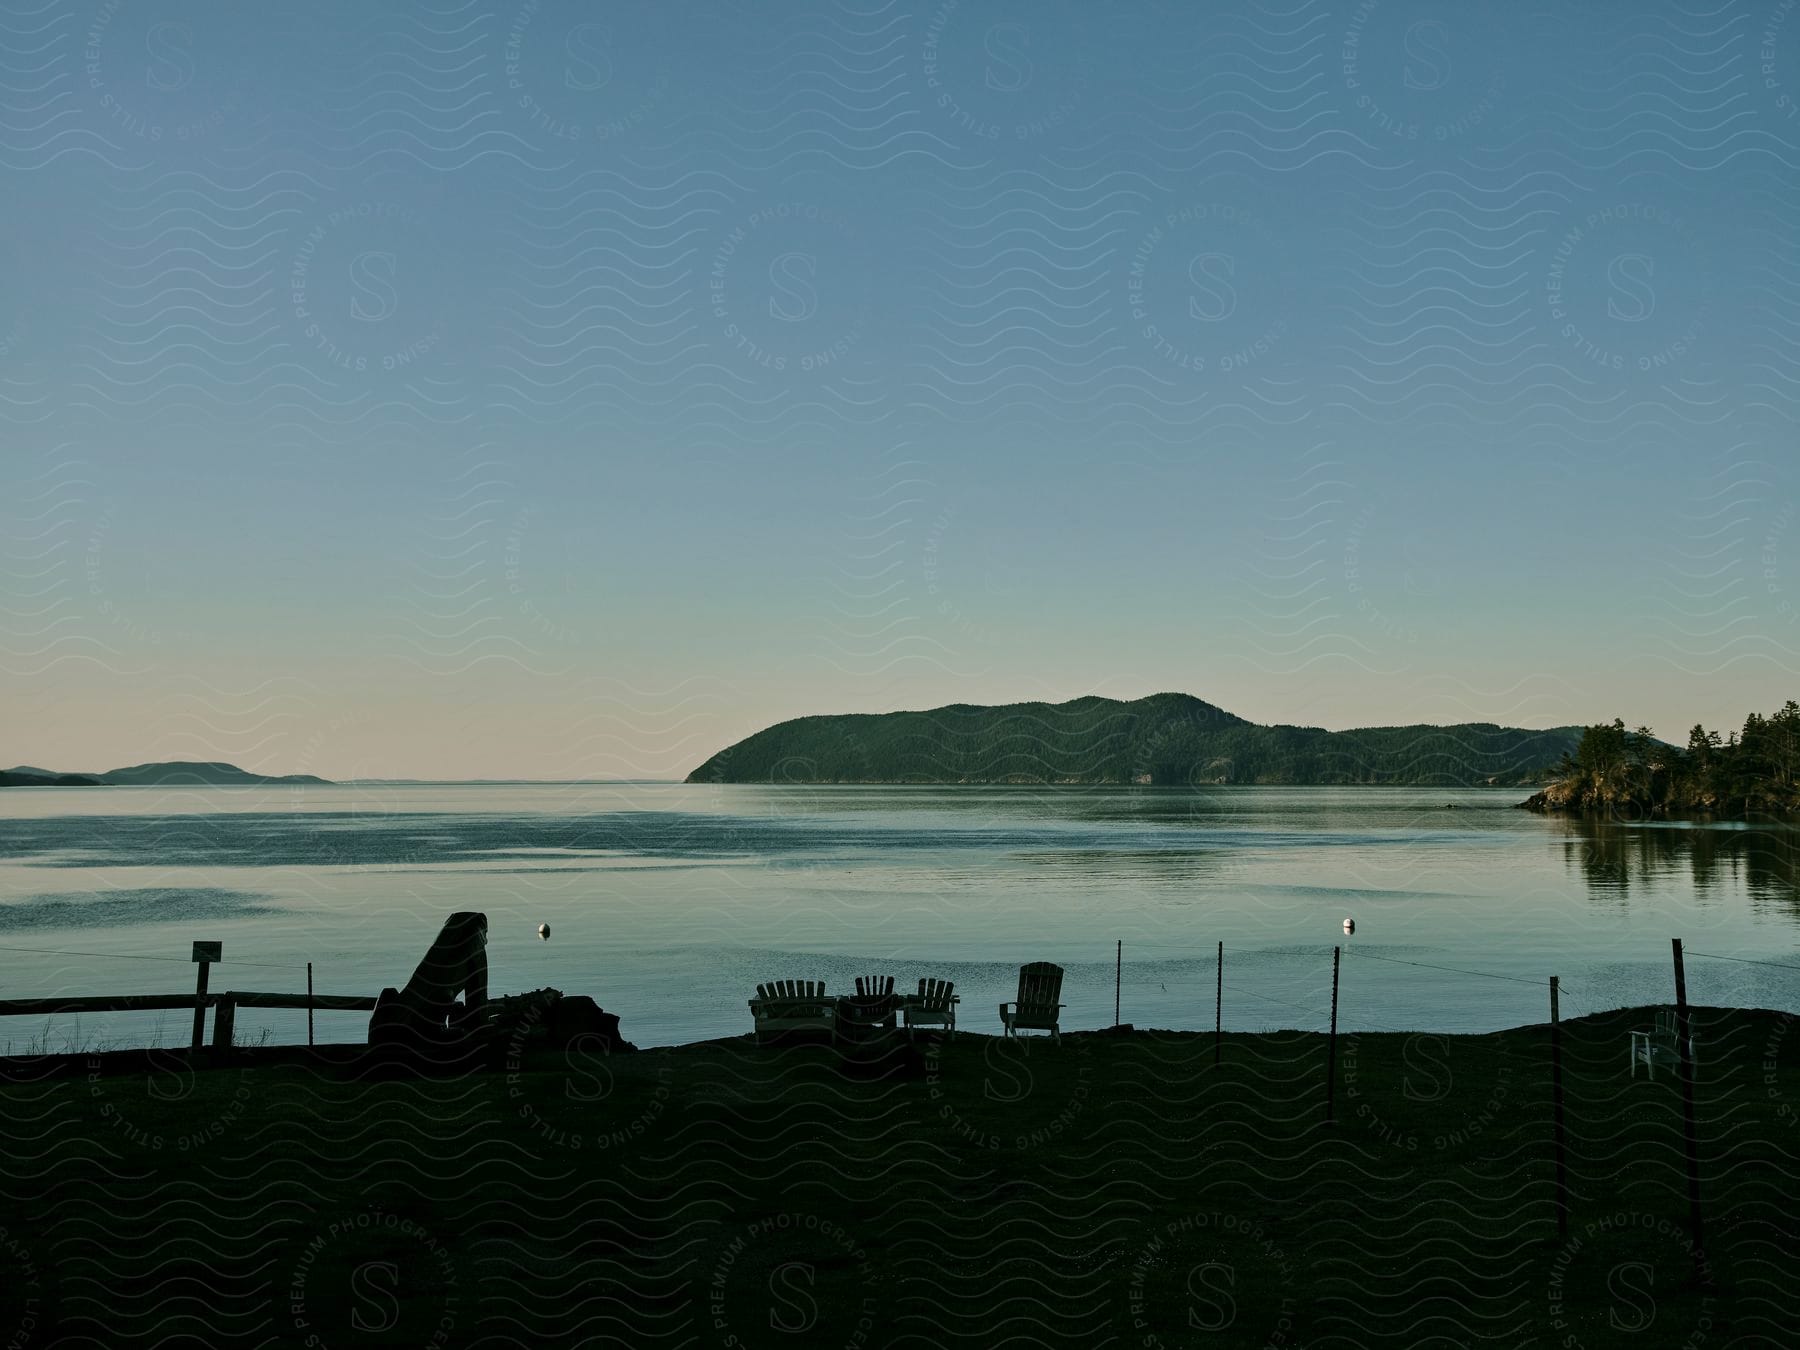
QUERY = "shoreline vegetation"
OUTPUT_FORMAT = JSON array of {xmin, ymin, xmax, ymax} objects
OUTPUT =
[
  {"xmin": 687, "ymin": 692, "xmax": 1583, "ymax": 787},
  {"xmin": 1520, "ymin": 701, "xmax": 1800, "ymax": 820}
]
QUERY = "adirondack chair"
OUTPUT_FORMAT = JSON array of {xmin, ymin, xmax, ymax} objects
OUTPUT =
[
  {"xmin": 1629, "ymin": 1008, "xmax": 1699, "ymax": 1080},
  {"xmin": 904, "ymin": 977, "xmax": 959, "ymax": 1040},
  {"xmin": 748, "ymin": 980, "xmax": 834, "ymax": 1046},
  {"xmin": 836, "ymin": 975, "xmax": 899, "ymax": 1043},
  {"xmin": 999, "ymin": 962, "xmax": 1065, "ymax": 1041}
]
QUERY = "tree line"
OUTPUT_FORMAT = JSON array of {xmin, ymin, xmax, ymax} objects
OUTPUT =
[{"xmin": 1525, "ymin": 700, "xmax": 1800, "ymax": 818}]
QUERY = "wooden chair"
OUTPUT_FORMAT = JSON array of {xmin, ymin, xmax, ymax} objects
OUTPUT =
[
  {"xmin": 904, "ymin": 977, "xmax": 959, "ymax": 1040},
  {"xmin": 748, "ymin": 980, "xmax": 834, "ymax": 1046},
  {"xmin": 836, "ymin": 975, "xmax": 899, "ymax": 1043},
  {"xmin": 999, "ymin": 962, "xmax": 1065, "ymax": 1042},
  {"xmin": 1629, "ymin": 1008, "xmax": 1699, "ymax": 1080}
]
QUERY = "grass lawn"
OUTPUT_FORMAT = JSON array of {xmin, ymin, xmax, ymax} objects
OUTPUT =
[{"xmin": 1, "ymin": 1005, "xmax": 1796, "ymax": 1348}]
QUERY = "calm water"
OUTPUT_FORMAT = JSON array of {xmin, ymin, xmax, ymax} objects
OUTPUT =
[{"xmin": 1, "ymin": 782, "xmax": 1797, "ymax": 1049}]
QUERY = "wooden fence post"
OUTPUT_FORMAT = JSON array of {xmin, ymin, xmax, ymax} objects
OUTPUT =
[
  {"xmin": 211, "ymin": 995, "xmax": 236, "ymax": 1054},
  {"xmin": 1214, "ymin": 941, "xmax": 1223, "ymax": 1067},
  {"xmin": 1326, "ymin": 945, "xmax": 1341, "ymax": 1125},
  {"xmin": 307, "ymin": 961, "xmax": 315, "ymax": 1047},
  {"xmin": 1550, "ymin": 976, "xmax": 1568, "ymax": 1239},
  {"xmin": 1115, "ymin": 940, "xmax": 1121, "ymax": 1028},
  {"xmin": 189, "ymin": 941, "xmax": 219, "ymax": 1049},
  {"xmin": 1672, "ymin": 938, "xmax": 1704, "ymax": 1257}
]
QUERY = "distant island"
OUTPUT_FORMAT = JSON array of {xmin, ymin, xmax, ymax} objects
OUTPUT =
[
  {"xmin": 1520, "ymin": 702, "xmax": 1800, "ymax": 819},
  {"xmin": 0, "ymin": 761, "xmax": 330, "ymax": 788},
  {"xmin": 686, "ymin": 693, "xmax": 1584, "ymax": 787}
]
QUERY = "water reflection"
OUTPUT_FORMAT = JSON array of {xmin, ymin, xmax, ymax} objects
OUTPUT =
[{"xmin": 1558, "ymin": 818, "xmax": 1800, "ymax": 910}]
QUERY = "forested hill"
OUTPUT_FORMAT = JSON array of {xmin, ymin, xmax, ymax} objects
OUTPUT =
[
  {"xmin": 686, "ymin": 693, "xmax": 1583, "ymax": 787},
  {"xmin": 1520, "ymin": 704, "xmax": 1800, "ymax": 818},
  {"xmin": 1, "ymin": 761, "xmax": 329, "ymax": 787}
]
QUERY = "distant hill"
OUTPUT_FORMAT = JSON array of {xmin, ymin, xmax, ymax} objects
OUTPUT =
[
  {"xmin": 686, "ymin": 693, "xmax": 1585, "ymax": 787},
  {"xmin": 2, "ymin": 761, "xmax": 329, "ymax": 787}
]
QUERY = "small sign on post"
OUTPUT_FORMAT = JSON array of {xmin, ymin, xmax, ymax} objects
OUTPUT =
[{"xmin": 190, "ymin": 941, "xmax": 219, "ymax": 1049}]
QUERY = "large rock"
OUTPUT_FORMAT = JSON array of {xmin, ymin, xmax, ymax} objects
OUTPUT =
[
  {"xmin": 547, "ymin": 994, "xmax": 635, "ymax": 1053},
  {"xmin": 489, "ymin": 987, "xmax": 637, "ymax": 1055}
]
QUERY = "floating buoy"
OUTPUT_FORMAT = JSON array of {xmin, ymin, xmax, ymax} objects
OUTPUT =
[
  {"xmin": 1342, "ymin": 917, "xmax": 1356, "ymax": 936},
  {"xmin": 537, "ymin": 923, "xmax": 551, "ymax": 941}
]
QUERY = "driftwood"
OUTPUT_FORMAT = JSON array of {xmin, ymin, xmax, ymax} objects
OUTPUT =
[
  {"xmin": 367, "ymin": 915, "xmax": 635, "ymax": 1066},
  {"xmin": 368, "ymin": 911, "xmax": 489, "ymax": 1054}
]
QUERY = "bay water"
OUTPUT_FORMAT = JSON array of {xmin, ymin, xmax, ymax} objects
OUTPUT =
[{"xmin": 1, "ymin": 782, "xmax": 1796, "ymax": 1049}]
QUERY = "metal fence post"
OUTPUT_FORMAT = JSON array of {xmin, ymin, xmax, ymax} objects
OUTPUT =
[
  {"xmin": 1214, "ymin": 941, "xmax": 1223, "ymax": 1067},
  {"xmin": 1671, "ymin": 938, "xmax": 1704, "ymax": 1257},
  {"xmin": 1550, "ymin": 976, "xmax": 1567, "ymax": 1239},
  {"xmin": 1326, "ymin": 945, "xmax": 1341, "ymax": 1125},
  {"xmin": 1115, "ymin": 940, "xmax": 1121, "ymax": 1027}
]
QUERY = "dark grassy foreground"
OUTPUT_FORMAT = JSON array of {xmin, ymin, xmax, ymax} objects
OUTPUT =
[{"xmin": 2, "ymin": 1006, "xmax": 1797, "ymax": 1348}]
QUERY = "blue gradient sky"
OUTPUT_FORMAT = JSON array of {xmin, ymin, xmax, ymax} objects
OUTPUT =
[{"xmin": 2, "ymin": 0, "xmax": 1797, "ymax": 779}]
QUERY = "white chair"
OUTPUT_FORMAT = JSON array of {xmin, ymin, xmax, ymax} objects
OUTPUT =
[
  {"xmin": 748, "ymin": 980, "xmax": 834, "ymax": 1045},
  {"xmin": 998, "ymin": 962, "xmax": 1065, "ymax": 1042},
  {"xmin": 1629, "ymin": 1009, "xmax": 1698, "ymax": 1080},
  {"xmin": 903, "ymin": 978, "xmax": 959, "ymax": 1040},
  {"xmin": 836, "ymin": 975, "xmax": 900, "ymax": 1045}
]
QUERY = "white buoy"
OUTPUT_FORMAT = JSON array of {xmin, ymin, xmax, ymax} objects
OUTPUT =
[
  {"xmin": 537, "ymin": 923, "xmax": 551, "ymax": 941},
  {"xmin": 1342, "ymin": 917, "xmax": 1356, "ymax": 936}
]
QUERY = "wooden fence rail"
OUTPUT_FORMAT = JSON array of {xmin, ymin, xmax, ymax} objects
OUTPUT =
[
  {"xmin": 208, "ymin": 992, "xmax": 379, "ymax": 1048},
  {"xmin": 0, "ymin": 992, "xmax": 376, "ymax": 1017},
  {"xmin": 0, "ymin": 990, "xmax": 378, "ymax": 1052},
  {"xmin": 220, "ymin": 992, "xmax": 377, "ymax": 1012}
]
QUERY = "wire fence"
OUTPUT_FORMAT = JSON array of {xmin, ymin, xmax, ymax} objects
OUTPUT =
[
  {"xmin": 0, "ymin": 940, "xmax": 325, "ymax": 1055},
  {"xmin": 1103, "ymin": 934, "xmax": 1800, "ymax": 1046},
  {"xmin": 2, "ymin": 930, "xmax": 1790, "ymax": 1267},
  {"xmin": 2, "ymin": 931, "xmax": 1798, "ymax": 1055},
  {"xmin": 0, "ymin": 942, "xmax": 306, "ymax": 970}
]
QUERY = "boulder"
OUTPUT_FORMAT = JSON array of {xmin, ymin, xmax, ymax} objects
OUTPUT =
[
  {"xmin": 487, "ymin": 987, "xmax": 637, "ymax": 1055},
  {"xmin": 547, "ymin": 994, "xmax": 636, "ymax": 1053}
]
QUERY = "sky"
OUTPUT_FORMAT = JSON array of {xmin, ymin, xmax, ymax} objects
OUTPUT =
[{"xmin": 2, "ymin": 0, "xmax": 1798, "ymax": 780}]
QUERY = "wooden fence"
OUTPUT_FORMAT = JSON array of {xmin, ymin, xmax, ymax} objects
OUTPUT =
[{"xmin": 0, "ymin": 991, "xmax": 377, "ymax": 1050}]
